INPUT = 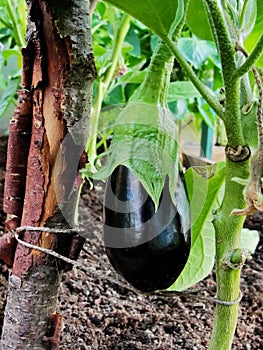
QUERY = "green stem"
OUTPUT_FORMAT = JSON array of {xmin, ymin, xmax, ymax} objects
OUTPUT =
[
  {"xmin": 204, "ymin": 0, "xmax": 236, "ymax": 74},
  {"xmin": 210, "ymin": 158, "xmax": 250, "ymax": 350},
  {"xmin": 223, "ymin": 79, "xmax": 245, "ymax": 146},
  {"xmin": 102, "ymin": 14, "xmax": 131, "ymax": 97},
  {"xmin": 87, "ymin": 13, "xmax": 131, "ymax": 167},
  {"xmin": 201, "ymin": 2, "xmax": 251, "ymax": 349},
  {"xmin": 164, "ymin": 37, "xmax": 224, "ymax": 118},
  {"xmin": 6, "ymin": 0, "xmax": 25, "ymax": 47},
  {"xmin": 87, "ymin": 81, "xmax": 104, "ymax": 171},
  {"xmin": 133, "ymin": 0, "xmax": 190, "ymax": 108},
  {"xmin": 146, "ymin": 0, "xmax": 190, "ymax": 106},
  {"xmin": 204, "ymin": 0, "xmax": 244, "ymax": 146},
  {"xmin": 132, "ymin": 42, "xmax": 174, "ymax": 106},
  {"xmin": 234, "ymin": 34, "xmax": 263, "ymax": 79},
  {"xmin": 239, "ymin": 0, "xmax": 249, "ymax": 30},
  {"xmin": 0, "ymin": 17, "xmax": 12, "ymax": 29}
]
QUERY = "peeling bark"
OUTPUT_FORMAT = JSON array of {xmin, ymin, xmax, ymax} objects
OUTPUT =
[
  {"xmin": 1, "ymin": 0, "xmax": 95, "ymax": 348},
  {"xmin": 4, "ymin": 87, "xmax": 32, "ymax": 230},
  {"xmin": 0, "ymin": 232, "xmax": 16, "ymax": 267},
  {"xmin": 3, "ymin": 46, "xmax": 35, "ymax": 263}
]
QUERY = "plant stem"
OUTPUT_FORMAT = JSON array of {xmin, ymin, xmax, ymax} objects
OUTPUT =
[
  {"xmin": 0, "ymin": 17, "xmax": 11, "ymax": 29},
  {"xmin": 239, "ymin": 0, "xmax": 249, "ymax": 30},
  {"xmin": 133, "ymin": 0, "xmax": 191, "ymax": 107},
  {"xmin": 164, "ymin": 37, "xmax": 224, "ymax": 119},
  {"xmin": 132, "ymin": 42, "xmax": 174, "ymax": 106},
  {"xmin": 86, "ymin": 13, "xmax": 131, "ymax": 168},
  {"xmin": 102, "ymin": 13, "xmax": 131, "ymax": 98},
  {"xmin": 6, "ymin": 0, "xmax": 25, "ymax": 48},
  {"xmin": 87, "ymin": 81, "xmax": 104, "ymax": 171},
  {"xmin": 201, "ymin": 2, "xmax": 251, "ymax": 349},
  {"xmin": 210, "ymin": 158, "xmax": 250, "ymax": 350},
  {"xmin": 204, "ymin": 0, "xmax": 244, "ymax": 146},
  {"xmin": 234, "ymin": 34, "xmax": 263, "ymax": 79}
]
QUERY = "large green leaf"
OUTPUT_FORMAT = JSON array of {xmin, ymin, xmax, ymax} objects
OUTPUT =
[
  {"xmin": 125, "ymin": 27, "xmax": 141, "ymax": 57},
  {"xmin": 186, "ymin": 0, "xmax": 213, "ymax": 41},
  {"xmin": 118, "ymin": 70, "xmax": 146, "ymax": 85},
  {"xmin": 177, "ymin": 38, "xmax": 219, "ymax": 69},
  {"xmin": 239, "ymin": 0, "xmax": 257, "ymax": 39},
  {"xmin": 245, "ymin": 0, "xmax": 263, "ymax": 67},
  {"xmin": 105, "ymin": 0, "xmax": 184, "ymax": 40},
  {"xmin": 168, "ymin": 81, "xmax": 201, "ymax": 101},
  {"xmin": 169, "ymin": 162, "xmax": 225, "ymax": 291}
]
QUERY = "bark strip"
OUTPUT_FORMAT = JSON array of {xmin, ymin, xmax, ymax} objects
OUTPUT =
[
  {"xmin": 4, "ymin": 44, "xmax": 34, "ymax": 232},
  {"xmin": 0, "ymin": 232, "xmax": 16, "ymax": 267},
  {"xmin": 4, "ymin": 88, "xmax": 32, "ymax": 231},
  {"xmin": 1, "ymin": 0, "xmax": 95, "ymax": 347}
]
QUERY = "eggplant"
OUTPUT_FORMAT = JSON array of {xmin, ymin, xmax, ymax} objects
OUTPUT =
[{"xmin": 103, "ymin": 165, "xmax": 191, "ymax": 292}]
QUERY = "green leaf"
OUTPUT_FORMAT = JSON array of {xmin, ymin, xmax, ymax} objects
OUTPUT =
[
  {"xmin": 240, "ymin": 228, "xmax": 260, "ymax": 254},
  {"xmin": 168, "ymin": 81, "xmax": 201, "ymax": 101},
  {"xmin": 197, "ymin": 98, "xmax": 215, "ymax": 129},
  {"xmin": 177, "ymin": 38, "xmax": 218, "ymax": 69},
  {"xmin": 240, "ymin": 0, "xmax": 257, "ymax": 39},
  {"xmin": 186, "ymin": 0, "xmax": 213, "ymax": 41},
  {"xmin": 88, "ymin": 102, "xmax": 179, "ymax": 209},
  {"xmin": 93, "ymin": 45, "xmax": 107, "ymax": 57},
  {"xmin": 105, "ymin": 0, "xmax": 184, "ymax": 40},
  {"xmin": 0, "ymin": 77, "xmax": 19, "ymax": 118},
  {"xmin": 125, "ymin": 27, "xmax": 141, "ymax": 57},
  {"xmin": 168, "ymin": 99, "xmax": 187, "ymax": 119},
  {"xmin": 244, "ymin": 0, "xmax": 263, "ymax": 67},
  {"xmin": 118, "ymin": 70, "xmax": 146, "ymax": 85},
  {"xmin": 241, "ymin": 101, "xmax": 259, "ymax": 150},
  {"xmin": 169, "ymin": 162, "xmax": 225, "ymax": 291},
  {"xmin": 104, "ymin": 85, "xmax": 126, "ymax": 105},
  {"xmin": 2, "ymin": 48, "xmax": 22, "ymax": 68}
]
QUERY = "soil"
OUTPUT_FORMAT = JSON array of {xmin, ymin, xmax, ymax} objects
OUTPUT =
[{"xmin": 0, "ymin": 136, "xmax": 262, "ymax": 349}]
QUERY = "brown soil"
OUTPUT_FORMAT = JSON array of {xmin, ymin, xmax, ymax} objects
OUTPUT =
[{"xmin": 0, "ymin": 136, "xmax": 262, "ymax": 349}]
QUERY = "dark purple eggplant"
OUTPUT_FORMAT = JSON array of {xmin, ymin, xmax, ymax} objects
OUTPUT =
[{"xmin": 103, "ymin": 165, "xmax": 191, "ymax": 292}]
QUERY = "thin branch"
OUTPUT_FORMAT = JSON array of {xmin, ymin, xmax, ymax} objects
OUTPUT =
[
  {"xmin": 102, "ymin": 14, "xmax": 131, "ymax": 96},
  {"xmin": 86, "ymin": 13, "xmax": 131, "ymax": 169},
  {"xmin": 6, "ymin": 0, "xmax": 25, "ymax": 47},
  {"xmin": 164, "ymin": 37, "xmax": 224, "ymax": 119},
  {"xmin": 234, "ymin": 34, "xmax": 263, "ymax": 79},
  {"xmin": 0, "ymin": 17, "xmax": 11, "ymax": 29}
]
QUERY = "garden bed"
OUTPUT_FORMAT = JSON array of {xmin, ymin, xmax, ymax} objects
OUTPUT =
[{"xmin": 0, "ymin": 136, "xmax": 262, "ymax": 349}]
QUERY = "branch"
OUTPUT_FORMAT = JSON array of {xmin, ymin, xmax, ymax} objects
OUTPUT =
[
  {"xmin": 234, "ymin": 34, "xmax": 263, "ymax": 79},
  {"xmin": 102, "ymin": 13, "xmax": 131, "ymax": 96},
  {"xmin": 6, "ymin": 0, "xmax": 25, "ymax": 47},
  {"xmin": 203, "ymin": 0, "xmax": 245, "ymax": 146},
  {"xmin": 203, "ymin": 0, "xmax": 236, "ymax": 84},
  {"xmin": 86, "ymin": 13, "xmax": 131, "ymax": 170},
  {"xmin": 164, "ymin": 37, "xmax": 224, "ymax": 119}
]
